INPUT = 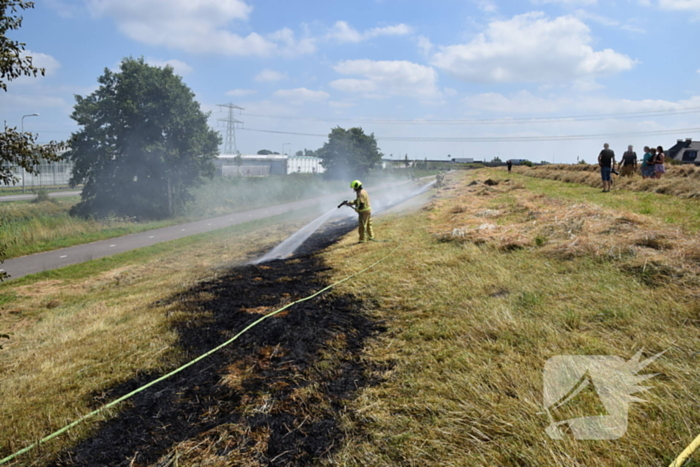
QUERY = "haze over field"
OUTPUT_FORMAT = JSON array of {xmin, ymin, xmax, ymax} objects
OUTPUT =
[{"xmin": 2, "ymin": 0, "xmax": 699, "ymax": 163}]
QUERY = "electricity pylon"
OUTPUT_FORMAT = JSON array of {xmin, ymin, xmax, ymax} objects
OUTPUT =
[{"xmin": 218, "ymin": 103, "xmax": 244, "ymax": 154}]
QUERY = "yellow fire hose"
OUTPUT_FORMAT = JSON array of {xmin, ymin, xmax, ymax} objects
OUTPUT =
[{"xmin": 670, "ymin": 433, "xmax": 700, "ymax": 467}]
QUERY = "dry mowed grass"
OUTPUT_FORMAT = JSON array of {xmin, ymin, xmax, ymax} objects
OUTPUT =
[
  {"xmin": 321, "ymin": 171, "xmax": 700, "ymax": 467},
  {"xmin": 514, "ymin": 163, "xmax": 700, "ymax": 199}
]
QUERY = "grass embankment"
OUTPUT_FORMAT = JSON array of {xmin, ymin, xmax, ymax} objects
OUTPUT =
[
  {"xmin": 0, "ymin": 185, "xmax": 79, "ymax": 196},
  {"xmin": 0, "ymin": 207, "xmax": 320, "ymax": 465},
  {"xmin": 3, "ymin": 169, "xmax": 699, "ymax": 466},
  {"xmin": 0, "ymin": 175, "xmax": 343, "ymax": 259},
  {"xmin": 317, "ymin": 170, "xmax": 700, "ymax": 466},
  {"xmin": 513, "ymin": 163, "xmax": 700, "ymax": 199},
  {"xmin": 0, "ymin": 173, "xmax": 426, "ymax": 260}
]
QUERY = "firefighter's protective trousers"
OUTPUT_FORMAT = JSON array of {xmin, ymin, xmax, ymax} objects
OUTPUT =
[{"xmin": 358, "ymin": 210, "xmax": 374, "ymax": 242}]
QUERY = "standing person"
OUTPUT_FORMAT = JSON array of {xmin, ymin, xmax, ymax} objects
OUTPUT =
[
  {"xmin": 348, "ymin": 180, "xmax": 374, "ymax": 243},
  {"xmin": 654, "ymin": 145, "xmax": 666, "ymax": 179},
  {"xmin": 619, "ymin": 145, "xmax": 637, "ymax": 177},
  {"xmin": 598, "ymin": 143, "xmax": 616, "ymax": 192},
  {"xmin": 641, "ymin": 146, "xmax": 655, "ymax": 179},
  {"xmin": 642, "ymin": 146, "xmax": 653, "ymax": 179},
  {"xmin": 507, "ymin": 160, "xmax": 513, "ymax": 173}
]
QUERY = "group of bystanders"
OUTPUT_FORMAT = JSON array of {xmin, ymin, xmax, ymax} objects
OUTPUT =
[{"xmin": 597, "ymin": 143, "xmax": 666, "ymax": 192}]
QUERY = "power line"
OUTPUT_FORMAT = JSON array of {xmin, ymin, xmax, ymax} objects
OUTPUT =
[
  {"xmin": 238, "ymin": 126, "xmax": 700, "ymax": 143},
  {"xmin": 241, "ymin": 106, "xmax": 700, "ymax": 126}
]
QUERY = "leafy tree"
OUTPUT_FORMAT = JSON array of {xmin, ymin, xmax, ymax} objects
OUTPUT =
[
  {"xmin": 317, "ymin": 127, "xmax": 383, "ymax": 179},
  {"xmin": 68, "ymin": 57, "xmax": 220, "ymax": 219},
  {"xmin": 492, "ymin": 156, "xmax": 502, "ymax": 163},
  {"xmin": 1, "ymin": 1, "xmax": 64, "ymax": 282},
  {"xmin": 257, "ymin": 149, "xmax": 273, "ymax": 155},
  {"xmin": 295, "ymin": 150, "xmax": 303, "ymax": 156}
]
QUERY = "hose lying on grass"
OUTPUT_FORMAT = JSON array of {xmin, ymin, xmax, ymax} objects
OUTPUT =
[
  {"xmin": 0, "ymin": 245, "xmax": 399, "ymax": 466},
  {"xmin": 670, "ymin": 433, "xmax": 700, "ymax": 467}
]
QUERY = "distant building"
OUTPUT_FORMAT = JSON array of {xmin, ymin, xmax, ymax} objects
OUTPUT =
[
  {"xmin": 508, "ymin": 159, "xmax": 530, "ymax": 165},
  {"xmin": 286, "ymin": 155, "xmax": 325, "ymax": 174},
  {"xmin": 216, "ymin": 154, "xmax": 287, "ymax": 177},
  {"xmin": 215, "ymin": 154, "xmax": 324, "ymax": 177},
  {"xmin": 666, "ymin": 138, "xmax": 700, "ymax": 164},
  {"xmin": 1, "ymin": 150, "xmax": 73, "ymax": 188},
  {"xmin": 452, "ymin": 158, "xmax": 474, "ymax": 163}
]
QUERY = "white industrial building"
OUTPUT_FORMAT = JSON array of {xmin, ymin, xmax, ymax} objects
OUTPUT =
[{"xmin": 215, "ymin": 154, "xmax": 325, "ymax": 177}]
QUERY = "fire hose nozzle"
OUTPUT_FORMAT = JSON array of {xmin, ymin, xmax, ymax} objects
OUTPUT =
[{"xmin": 338, "ymin": 200, "xmax": 349, "ymax": 209}]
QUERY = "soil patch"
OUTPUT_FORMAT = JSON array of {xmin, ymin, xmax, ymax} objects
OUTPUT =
[{"xmin": 48, "ymin": 219, "xmax": 388, "ymax": 467}]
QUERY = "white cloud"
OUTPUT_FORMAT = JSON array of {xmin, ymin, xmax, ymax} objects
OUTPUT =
[
  {"xmin": 88, "ymin": 0, "xmax": 315, "ymax": 56},
  {"xmin": 474, "ymin": 0, "xmax": 499, "ymax": 12},
  {"xmin": 145, "ymin": 58, "xmax": 192, "ymax": 75},
  {"xmin": 326, "ymin": 21, "xmax": 412, "ymax": 43},
  {"xmin": 417, "ymin": 35, "xmax": 434, "ymax": 56},
  {"xmin": 573, "ymin": 9, "xmax": 647, "ymax": 32},
  {"xmin": 12, "ymin": 51, "xmax": 61, "ymax": 85},
  {"xmin": 574, "ymin": 9, "xmax": 619, "ymax": 26},
  {"xmin": 330, "ymin": 59, "xmax": 440, "ymax": 99},
  {"xmin": 430, "ymin": 12, "xmax": 636, "ymax": 85},
  {"xmin": 255, "ymin": 69, "xmax": 288, "ymax": 82},
  {"xmin": 226, "ymin": 89, "xmax": 257, "ymax": 97},
  {"xmin": 658, "ymin": 0, "xmax": 700, "ymax": 10},
  {"xmin": 273, "ymin": 88, "xmax": 330, "ymax": 104}
]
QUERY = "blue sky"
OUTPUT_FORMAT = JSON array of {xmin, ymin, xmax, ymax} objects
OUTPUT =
[{"xmin": 2, "ymin": 0, "xmax": 700, "ymax": 163}]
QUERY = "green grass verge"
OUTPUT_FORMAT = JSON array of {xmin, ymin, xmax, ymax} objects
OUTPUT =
[
  {"xmin": 488, "ymin": 168, "xmax": 700, "ymax": 232},
  {"xmin": 0, "ymin": 206, "xmax": 318, "ymax": 290}
]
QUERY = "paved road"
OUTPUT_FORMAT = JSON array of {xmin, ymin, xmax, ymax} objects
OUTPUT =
[
  {"xmin": 0, "ymin": 179, "xmax": 426, "ymax": 280},
  {"xmin": 0, "ymin": 198, "xmax": 330, "ymax": 280},
  {"xmin": 0, "ymin": 190, "xmax": 81, "ymax": 202}
]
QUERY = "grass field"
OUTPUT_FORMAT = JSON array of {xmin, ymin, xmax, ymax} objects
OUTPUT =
[
  {"xmin": 318, "ymin": 170, "xmax": 700, "ymax": 466},
  {"xmin": 2, "ymin": 168, "xmax": 698, "ymax": 466}
]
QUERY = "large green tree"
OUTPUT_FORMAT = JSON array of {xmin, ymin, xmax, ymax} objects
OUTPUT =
[
  {"xmin": 1, "ymin": 1, "xmax": 64, "ymax": 282},
  {"xmin": 68, "ymin": 57, "xmax": 221, "ymax": 219},
  {"xmin": 317, "ymin": 127, "xmax": 383, "ymax": 179}
]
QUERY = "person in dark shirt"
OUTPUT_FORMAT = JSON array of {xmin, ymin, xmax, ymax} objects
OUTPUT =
[
  {"xmin": 598, "ymin": 143, "xmax": 616, "ymax": 192},
  {"xmin": 507, "ymin": 160, "xmax": 512, "ymax": 173},
  {"xmin": 619, "ymin": 145, "xmax": 637, "ymax": 177},
  {"xmin": 654, "ymin": 145, "xmax": 666, "ymax": 179}
]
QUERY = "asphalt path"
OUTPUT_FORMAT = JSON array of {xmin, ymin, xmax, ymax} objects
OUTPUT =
[
  {"xmin": 0, "ymin": 190, "xmax": 82, "ymax": 202},
  {"xmin": 0, "ymin": 179, "xmax": 426, "ymax": 280}
]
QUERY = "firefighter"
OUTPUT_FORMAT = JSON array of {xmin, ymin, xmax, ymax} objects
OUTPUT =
[
  {"xmin": 436, "ymin": 171, "xmax": 444, "ymax": 188},
  {"xmin": 348, "ymin": 180, "xmax": 374, "ymax": 243}
]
